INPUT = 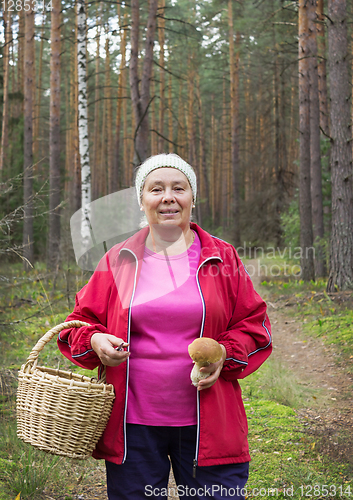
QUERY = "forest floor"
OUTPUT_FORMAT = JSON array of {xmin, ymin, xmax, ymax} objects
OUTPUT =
[
  {"xmin": 45, "ymin": 260, "xmax": 353, "ymax": 499},
  {"xmin": 1, "ymin": 258, "xmax": 353, "ymax": 499}
]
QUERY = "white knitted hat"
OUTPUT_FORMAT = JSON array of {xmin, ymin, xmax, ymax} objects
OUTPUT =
[{"xmin": 135, "ymin": 153, "xmax": 197, "ymax": 205}]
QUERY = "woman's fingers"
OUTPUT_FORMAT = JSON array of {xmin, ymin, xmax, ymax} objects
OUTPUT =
[
  {"xmin": 197, "ymin": 345, "xmax": 226, "ymax": 391},
  {"xmin": 91, "ymin": 333, "xmax": 130, "ymax": 367}
]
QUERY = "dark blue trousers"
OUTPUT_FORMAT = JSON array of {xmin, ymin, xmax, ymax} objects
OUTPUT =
[{"xmin": 106, "ymin": 424, "xmax": 249, "ymax": 499}]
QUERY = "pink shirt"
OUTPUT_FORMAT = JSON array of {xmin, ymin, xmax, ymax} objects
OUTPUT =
[{"xmin": 126, "ymin": 231, "xmax": 202, "ymax": 426}]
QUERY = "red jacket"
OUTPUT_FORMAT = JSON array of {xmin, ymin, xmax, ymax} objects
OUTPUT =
[{"xmin": 58, "ymin": 223, "xmax": 272, "ymax": 469}]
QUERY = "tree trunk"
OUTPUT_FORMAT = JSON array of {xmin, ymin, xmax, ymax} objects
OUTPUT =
[
  {"xmin": 326, "ymin": 0, "xmax": 353, "ymax": 291},
  {"xmin": 105, "ymin": 36, "xmax": 114, "ymax": 194},
  {"xmin": 151, "ymin": 67, "xmax": 158, "ymax": 155},
  {"xmin": 92, "ymin": 3, "xmax": 102, "ymax": 201},
  {"xmin": 317, "ymin": 0, "xmax": 330, "ymax": 137},
  {"xmin": 33, "ymin": 12, "xmax": 45, "ymax": 163},
  {"xmin": 228, "ymin": 0, "xmax": 241, "ymax": 247},
  {"xmin": 195, "ymin": 76, "xmax": 209, "ymax": 222},
  {"xmin": 308, "ymin": 0, "xmax": 326, "ymax": 277},
  {"xmin": 129, "ymin": 0, "xmax": 159, "ymax": 166},
  {"xmin": 113, "ymin": 14, "xmax": 127, "ymax": 191},
  {"xmin": 48, "ymin": 0, "xmax": 61, "ymax": 271},
  {"xmin": 77, "ymin": 0, "xmax": 91, "ymax": 243},
  {"xmin": 167, "ymin": 72, "xmax": 174, "ymax": 153},
  {"xmin": 0, "ymin": 3, "xmax": 12, "ymax": 178},
  {"xmin": 17, "ymin": 8, "xmax": 25, "ymax": 100},
  {"xmin": 186, "ymin": 58, "xmax": 195, "ymax": 167},
  {"xmin": 158, "ymin": 0, "xmax": 166, "ymax": 153},
  {"xmin": 23, "ymin": 1, "xmax": 35, "ymax": 270},
  {"xmin": 73, "ymin": 18, "xmax": 81, "ymax": 213},
  {"xmin": 298, "ymin": 0, "xmax": 315, "ymax": 281}
]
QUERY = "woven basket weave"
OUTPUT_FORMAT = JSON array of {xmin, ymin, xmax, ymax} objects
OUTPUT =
[{"xmin": 16, "ymin": 320, "xmax": 115, "ymax": 459}]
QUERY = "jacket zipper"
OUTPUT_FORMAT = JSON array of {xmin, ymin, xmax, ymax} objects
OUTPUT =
[
  {"xmin": 193, "ymin": 256, "xmax": 222, "ymax": 477},
  {"xmin": 120, "ymin": 249, "xmax": 222, "ymax": 471},
  {"xmin": 121, "ymin": 249, "xmax": 139, "ymax": 464}
]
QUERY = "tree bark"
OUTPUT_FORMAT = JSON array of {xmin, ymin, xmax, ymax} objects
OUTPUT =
[
  {"xmin": 151, "ymin": 67, "xmax": 158, "ymax": 155},
  {"xmin": 105, "ymin": 36, "xmax": 114, "ymax": 194},
  {"xmin": 326, "ymin": 0, "xmax": 353, "ymax": 291},
  {"xmin": 77, "ymin": 0, "xmax": 91, "ymax": 244},
  {"xmin": 298, "ymin": 0, "xmax": 315, "ymax": 281},
  {"xmin": 228, "ymin": 0, "xmax": 241, "ymax": 247},
  {"xmin": 308, "ymin": 0, "xmax": 326, "ymax": 277},
  {"xmin": 0, "ymin": 2, "xmax": 12, "ymax": 178},
  {"xmin": 158, "ymin": 0, "xmax": 166, "ymax": 153},
  {"xmin": 23, "ymin": 1, "xmax": 35, "ymax": 270},
  {"xmin": 33, "ymin": 12, "xmax": 45, "ymax": 163},
  {"xmin": 196, "ymin": 75, "xmax": 210, "ymax": 222},
  {"xmin": 92, "ymin": 3, "xmax": 102, "ymax": 201},
  {"xmin": 129, "ymin": 0, "xmax": 159, "ymax": 166},
  {"xmin": 48, "ymin": 0, "xmax": 61, "ymax": 271},
  {"xmin": 168, "ymin": 72, "xmax": 173, "ymax": 153},
  {"xmin": 113, "ymin": 13, "xmax": 127, "ymax": 191},
  {"xmin": 316, "ymin": 0, "xmax": 330, "ymax": 137}
]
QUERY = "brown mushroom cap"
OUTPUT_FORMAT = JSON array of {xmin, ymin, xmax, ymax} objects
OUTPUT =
[{"xmin": 188, "ymin": 338, "xmax": 223, "ymax": 366}]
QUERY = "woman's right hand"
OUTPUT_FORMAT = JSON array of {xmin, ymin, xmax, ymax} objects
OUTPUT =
[{"xmin": 91, "ymin": 333, "xmax": 130, "ymax": 367}]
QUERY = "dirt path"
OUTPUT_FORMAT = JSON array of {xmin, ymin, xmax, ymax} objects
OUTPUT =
[
  {"xmin": 49, "ymin": 260, "xmax": 353, "ymax": 499},
  {"xmin": 248, "ymin": 259, "xmax": 353, "ymax": 464}
]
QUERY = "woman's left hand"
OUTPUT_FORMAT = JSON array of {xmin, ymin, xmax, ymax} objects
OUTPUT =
[{"xmin": 197, "ymin": 344, "xmax": 227, "ymax": 391}]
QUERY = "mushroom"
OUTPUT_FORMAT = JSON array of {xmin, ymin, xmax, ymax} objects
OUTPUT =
[{"xmin": 188, "ymin": 337, "xmax": 223, "ymax": 387}]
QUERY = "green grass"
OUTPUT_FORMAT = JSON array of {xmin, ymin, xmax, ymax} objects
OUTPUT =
[
  {"xmin": 240, "ymin": 357, "xmax": 319, "ymax": 409},
  {"xmin": 245, "ymin": 399, "xmax": 351, "ymax": 499},
  {"xmin": 239, "ymin": 360, "xmax": 352, "ymax": 498}
]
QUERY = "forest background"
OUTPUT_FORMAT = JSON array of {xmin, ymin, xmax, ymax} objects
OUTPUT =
[
  {"xmin": 0, "ymin": 0, "xmax": 352, "ymax": 290},
  {"xmin": 1, "ymin": 1, "xmax": 353, "ymax": 499}
]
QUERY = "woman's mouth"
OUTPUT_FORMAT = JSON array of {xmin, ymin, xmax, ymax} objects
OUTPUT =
[{"xmin": 159, "ymin": 210, "xmax": 179, "ymax": 216}]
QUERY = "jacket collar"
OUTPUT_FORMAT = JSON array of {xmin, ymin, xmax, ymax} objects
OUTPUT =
[{"xmin": 118, "ymin": 222, "xmax": 222, "ymax": 263}]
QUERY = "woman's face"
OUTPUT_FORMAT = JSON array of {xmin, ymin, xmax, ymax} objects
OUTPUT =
[{"xmin": 141, "ymin": 167, "xmax": 193, "ymax": 232}]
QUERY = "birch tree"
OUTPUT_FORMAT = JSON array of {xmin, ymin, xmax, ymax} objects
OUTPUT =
[{"xmin": 77, "ymin": 0, "xmax": 91, "ymax": 244}]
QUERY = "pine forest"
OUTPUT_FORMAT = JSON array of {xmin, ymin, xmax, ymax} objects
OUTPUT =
[{"xmin": 0, "ymin": 0, "xmax": 353, "ymax": 290}]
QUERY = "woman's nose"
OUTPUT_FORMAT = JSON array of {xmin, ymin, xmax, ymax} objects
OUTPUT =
[{"xmin": 162, "ymin": 188, "xmax": 175, "ymax": 202}]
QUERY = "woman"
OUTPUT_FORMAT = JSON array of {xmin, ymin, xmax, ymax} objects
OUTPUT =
[{"xmin": 58, "ymin": 153, "xmax": 272, "ymax": 500}]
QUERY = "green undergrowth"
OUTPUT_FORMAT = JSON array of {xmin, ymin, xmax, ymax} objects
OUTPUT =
[
  {"xmin": 1, "ymin": 260, "xmax": 353, "ymax": 498},
  {"xmin": 0, "ymin": 264, "xmax": 95, "ymax": 378},
  {"xmin": 259, "ymin": 255, "xmax": 353, "ymax": 375},
  {"xmin": 245, "ymin": 399, "xmax": 351, "ymax": 499},
  {"xmin": 240, "ymin": 360, "xmax": 352, "ymax": 498},
  {"xmin": 0, "ymin": 406, "xmax": 105, "ymax": 499},
  {"xmin": 240, "ymin": 357, "xmax": 319, "ymax": 409}
]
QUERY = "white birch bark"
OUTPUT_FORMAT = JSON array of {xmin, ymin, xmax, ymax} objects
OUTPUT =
[{"xmin": 76, "ymin": 0, "xmax": 91, "ymax": 246}]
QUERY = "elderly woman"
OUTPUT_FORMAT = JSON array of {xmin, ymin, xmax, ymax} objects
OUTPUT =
[{"xmin": 58, "ymin": 153, "xmax": 272, "ymax": 500}]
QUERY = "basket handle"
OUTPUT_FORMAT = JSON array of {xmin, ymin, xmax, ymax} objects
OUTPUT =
[{"xmin": 25, "ymin": 320, "xmax": 91, "ymax": 364}]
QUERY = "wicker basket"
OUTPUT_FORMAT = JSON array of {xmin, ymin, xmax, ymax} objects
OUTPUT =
[{"xmin": 16, "ymin": 320, "xmax": 115, "ymax": 459}]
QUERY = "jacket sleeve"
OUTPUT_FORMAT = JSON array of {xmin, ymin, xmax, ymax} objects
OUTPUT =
[
  {"xmin": 57, "ymin": 256, "xmax": 113, "ymax": 370},
  {"xmin": 217, "ymin": 251, "xmax": 272, "ymax": 381}
]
